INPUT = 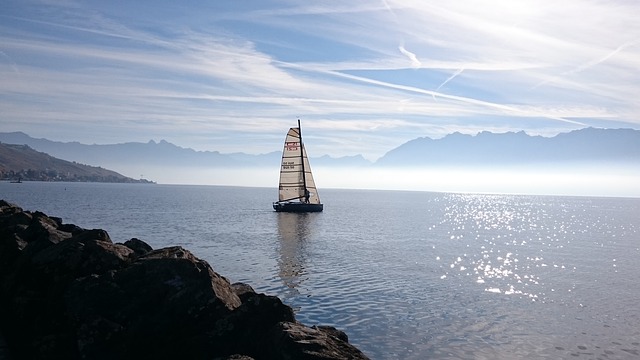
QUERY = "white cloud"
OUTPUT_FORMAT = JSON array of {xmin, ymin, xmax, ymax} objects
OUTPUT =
[
  {"xmin": 398, "ymin": 44, "xmax": 421, "ymax": 68},
  {"xmin": 1, "ymin": 0, "xmax": 640, "ymax": 166}
]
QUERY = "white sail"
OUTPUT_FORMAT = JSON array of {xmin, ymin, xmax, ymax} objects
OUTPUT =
[{"xmin": 277, "ymin": 127, "xmax": 321, "ymax": 204}]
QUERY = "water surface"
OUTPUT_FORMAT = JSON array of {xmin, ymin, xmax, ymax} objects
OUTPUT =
[{"xmin": 2, "ymin": 182, "xmax": 639, "ymax": 359}]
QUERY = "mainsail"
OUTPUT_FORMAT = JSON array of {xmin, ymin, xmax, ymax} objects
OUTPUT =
[{"xmin": 277, "ymin": 126, "xmax": 321, "ymax": 204}]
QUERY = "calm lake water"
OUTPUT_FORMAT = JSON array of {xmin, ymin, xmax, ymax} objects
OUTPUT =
[{"xmin": 2, "ymin": 182, "xmax": 639, "ymax": 359}]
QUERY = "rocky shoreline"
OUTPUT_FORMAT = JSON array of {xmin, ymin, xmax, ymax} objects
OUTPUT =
[{"xmin": 0, "ymin": 200, "xmax": 368, "ymax": 360}]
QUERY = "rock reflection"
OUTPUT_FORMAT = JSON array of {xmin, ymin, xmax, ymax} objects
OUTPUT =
[{"xmin": 276, "ymin": 213, "xmax": 315, "ymax": 299}]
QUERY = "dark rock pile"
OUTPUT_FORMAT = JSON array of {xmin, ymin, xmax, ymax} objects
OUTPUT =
[{"xmin": 0, "ymin": 200, "xmax": 369, "ymax": 360}]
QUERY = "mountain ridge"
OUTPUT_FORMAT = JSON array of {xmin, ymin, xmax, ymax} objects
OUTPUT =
[
  {"xmin": 376, "ymin": 127, "xmax": 640, "ymax": 166},
  {"xmin": 0, "ymin": 131, "xmax": 371, "ymax": 168},
  {"xmin": 0, "ymin": 142, "xmax": 153, "ymax": 183},
  {"xmin": 0, "ymin": 128, "xmax": 638, "ymax": 173}
]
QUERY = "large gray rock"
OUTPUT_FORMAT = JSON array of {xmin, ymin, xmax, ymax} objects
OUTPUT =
[{"xmin": 0, "ymin": 200, "xmax": 369, "ymax": 360}]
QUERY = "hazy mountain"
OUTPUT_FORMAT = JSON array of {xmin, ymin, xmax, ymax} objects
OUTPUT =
[
  {"xmin": 375, "ymin": 128, "xmax": 640, "ymax": 166},
  {"xmin": 0, "ymin": 142, "xmax": 152, "ymax": 183},
  {"xmin": 0, "ymin": 132, "xmax": 371, "ymax": 169},
  {"xmin": 0, "ymin": 128, "xmax": 638, "ymax": 174},
  {"xmin": 0, "ymin": 133, "xmax": 244, "ymax": 167},
  {"xmin": 313, "ymin": 154, "xmax": 371, "ymax": 167}
]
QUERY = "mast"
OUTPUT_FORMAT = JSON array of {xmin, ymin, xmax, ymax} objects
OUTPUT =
[{"xmin": 298, "ymin": 119, "xmax": 309, "ymax": 203}]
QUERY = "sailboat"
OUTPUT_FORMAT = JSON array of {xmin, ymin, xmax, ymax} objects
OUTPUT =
[{"xmin": 273, "ymin": 120, "xmax": 323, "ymax": 212}]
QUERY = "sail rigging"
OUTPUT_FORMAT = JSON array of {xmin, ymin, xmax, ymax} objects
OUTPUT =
[{"xmin": 274, "ymin": 120, "xmax": 323, "ymax": 212}]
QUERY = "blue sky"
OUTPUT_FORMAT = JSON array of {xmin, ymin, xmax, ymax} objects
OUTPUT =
[{"xmin": 2, "ymin": 0, "xmax": 640, "ymax": 162}]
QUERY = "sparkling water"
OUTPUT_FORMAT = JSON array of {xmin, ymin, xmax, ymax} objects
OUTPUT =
[{"xmin": 2, "ymin": 182, "xmax": 639, "ymax": 359}]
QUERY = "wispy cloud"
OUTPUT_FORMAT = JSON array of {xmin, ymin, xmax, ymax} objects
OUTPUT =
[
  {"xmin": 1, "ymin": 0, "xmax": 639, "ymax": 162},
  {"xmin": 398, "ymin": 44, "xmax": 421, "ymax": 68},
  {"xmin": 535, "ymin": 40, "xmax": 640, "ymax": 88}
]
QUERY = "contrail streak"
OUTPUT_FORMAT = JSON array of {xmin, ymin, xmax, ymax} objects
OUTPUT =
[
  {"xmin": 536, "ymin": 40, "xmax": 640, "ymax": 88},
  {"xmin": 433, "ymin": 68, "xmax": 464, "ymax": 100},
  {"xmin": 436, "ymin": 68, "xmax": 464, "ymax": 91},
  {"xmin": 276, "ymin": 60, "xmax": 585, "ymax": 126}
]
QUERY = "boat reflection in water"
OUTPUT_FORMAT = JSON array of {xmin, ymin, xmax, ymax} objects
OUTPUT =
[{"xmin": 276, "ymin": 213, "xmax": 318, "ymax": 302}]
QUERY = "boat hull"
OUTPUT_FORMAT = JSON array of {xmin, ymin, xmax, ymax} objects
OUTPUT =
[{"xmin": 273, "ymin": 202, "xmax": 323, "ymax": 213}]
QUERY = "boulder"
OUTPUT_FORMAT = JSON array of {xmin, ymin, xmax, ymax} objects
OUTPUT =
[
  {"xmin": 0, "ymin": 200, "xmax": 370, "ymax": 360},
  {"xmin": 123, "ymin": 237, "xmax": 153, "ymax": 257},
  {"xmin": 65, "ymin": 246, "xmax": 242, "ymax": 359},
  {"xmin": 266, "ymin": 322, "xmax": 368, "ymax": 360}
]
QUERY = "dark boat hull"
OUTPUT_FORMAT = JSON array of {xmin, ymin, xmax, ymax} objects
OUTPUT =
[{"xmin": 273, "ymin": 202, "xmax": 323, "ymax": 213}]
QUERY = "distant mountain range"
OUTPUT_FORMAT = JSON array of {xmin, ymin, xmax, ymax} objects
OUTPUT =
[
  {"xmin": 0, "ymin": 128, "xmax": 638, "ymax": 174},
  {"xmin": 0, "ymin": 131, "xmax": 372, "ymax": 169},
  {"xmin": 376, "ymin": 127, "xmax": 640, "ymax": 166},
  {"xmin": 0, "ymin": 142, "xmax": 152, "ymax": 183}
]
